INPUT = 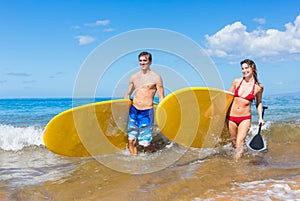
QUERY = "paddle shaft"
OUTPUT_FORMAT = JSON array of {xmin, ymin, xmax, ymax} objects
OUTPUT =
[{"xmin": 258, "ymin": 106, "xmax": 268, "ymax": 135}]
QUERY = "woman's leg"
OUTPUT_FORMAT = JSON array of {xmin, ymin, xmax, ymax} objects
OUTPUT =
[
  {"xmin": 228, "ymin": 120, "xmax": 238, "ymax": 148},
  {"xmin": 235, "ymin": 119, "xmax": 251, "ymax": 159}
]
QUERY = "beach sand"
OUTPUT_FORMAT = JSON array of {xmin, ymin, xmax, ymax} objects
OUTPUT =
[{"xmin": 9, "ymin": 142, "xmax": 300, "ymax": 201}]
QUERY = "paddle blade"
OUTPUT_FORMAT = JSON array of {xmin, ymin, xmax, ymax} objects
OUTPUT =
[
  {"xmin": 248, "ymin": 133, "xmax": 265, "ymax": 151},
  {"xmin": 247, "ymin": 107, "xmax": 268, "ymax": 152}
]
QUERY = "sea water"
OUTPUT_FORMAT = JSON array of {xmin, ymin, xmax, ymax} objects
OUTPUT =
[{"xmin": 0, "ymin": 95, "xmax": 300, "ymax": 200}]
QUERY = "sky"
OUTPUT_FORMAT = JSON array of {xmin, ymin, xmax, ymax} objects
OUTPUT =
[{"xmin": 1, "ymin": 0, "xmax": 300, "ymax": 98}]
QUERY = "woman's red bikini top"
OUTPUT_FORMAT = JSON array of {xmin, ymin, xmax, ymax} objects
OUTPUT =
[{"xmin": 234, "ymin": 78, "xmax": 256, "ymax": 102}]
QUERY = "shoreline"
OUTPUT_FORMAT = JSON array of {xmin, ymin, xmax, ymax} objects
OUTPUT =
[{"xmin": 6, "ymin": 150, "xmax": 300, "ymax": 201}]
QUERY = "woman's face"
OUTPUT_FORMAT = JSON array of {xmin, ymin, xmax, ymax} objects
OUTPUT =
[{"xmin": 241, "ymin": 63, "xmax": 253, "ymax": 78}]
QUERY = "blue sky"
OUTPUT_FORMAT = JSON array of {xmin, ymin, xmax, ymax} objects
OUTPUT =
[{"xmin": 1, "ymin": 0, "xmax": 300, "ymax": 98}]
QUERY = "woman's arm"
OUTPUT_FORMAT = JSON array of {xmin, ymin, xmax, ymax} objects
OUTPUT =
[{"xmin": 228, "ymin": 78, "xmax": 239, "ymax": 93}]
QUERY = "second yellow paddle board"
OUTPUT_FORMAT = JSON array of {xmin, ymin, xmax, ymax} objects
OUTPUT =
[{"xmin": 156, "ymin": 87, "xmax": 234, "ymax": 148}]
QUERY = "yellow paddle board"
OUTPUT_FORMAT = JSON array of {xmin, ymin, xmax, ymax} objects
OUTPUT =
[
  {"xmin": 43, "ymin": 99, "xmax": 132, "ymax": 157},
  {"xmin": 156, "ymin": 87, "xmax": 234, "ymax": 148}
]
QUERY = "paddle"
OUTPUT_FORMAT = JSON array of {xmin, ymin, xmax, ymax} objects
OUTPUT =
[{"xmin": 248, "ymin": 106, "xmax": 268, "ymax": 151}]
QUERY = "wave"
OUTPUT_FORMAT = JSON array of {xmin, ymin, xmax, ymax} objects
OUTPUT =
[
  {"xmin": 1, "ymin": 121, "xmax": 299, "ymax": 152},
  {"xmin": 0, "ymin": 124, "xmax": 44, "ymax": 151}
]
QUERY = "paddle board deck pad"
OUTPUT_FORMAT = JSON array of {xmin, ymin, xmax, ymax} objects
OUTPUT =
[
  {"xmin": 156, "ymin": 87, "xmax": 234, "ymax": 148},
  {"xmin": 43, "ymin": 99, "xmax": 132, "ymax": 157}
]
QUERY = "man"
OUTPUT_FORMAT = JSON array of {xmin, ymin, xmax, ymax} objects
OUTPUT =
[{"xmin": 124, "ymin": 51, "xmax": 164, "ymax": 155}]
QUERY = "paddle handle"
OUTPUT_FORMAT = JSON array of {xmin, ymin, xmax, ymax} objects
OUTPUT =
[{"xmin": 262, "ymin": 106, "xmax": 268, "ymax": 119}]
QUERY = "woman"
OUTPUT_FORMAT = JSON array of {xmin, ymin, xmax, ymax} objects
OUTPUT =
[{"xmin": 228, "ymin": 59, "xmax": 264, "ymax": 159}]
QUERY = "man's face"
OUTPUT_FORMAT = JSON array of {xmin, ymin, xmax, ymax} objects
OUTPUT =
[{"xmin": 139, "ymin": 55, "xmax": 151, "ymax": 70}]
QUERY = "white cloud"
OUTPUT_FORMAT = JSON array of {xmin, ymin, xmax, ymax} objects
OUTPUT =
[
  {"xmin": 85, "ymin": 20, "xmax": 110, "ymax": 27},
  {"xmin": 253, "ymin": 17, "xmax": 266, "ymax": 25},
  {"xmin": 103, "ymin": 28, "xmax": 115, "ymax": 32},
  {"xmin": 205, "ymin": 15, "xmax": 300, "ymax": 59},
  {"xmin": 72, "ymin": 25, "xmax": 81, "ymax": 30},
  {"xmin": 23, "ymin": 80, "xmax": 36, "ymax": 83},
  {"xmin": 49, "ymin": 72, "xmax": 64, "ymax": 79},
  {"xmin": 6, "ymin": 72, "xmax": 32, "ymax": 77},
  {"xmin": 75, "ymin": 35, "xmax": 96, "ymax": 45}
]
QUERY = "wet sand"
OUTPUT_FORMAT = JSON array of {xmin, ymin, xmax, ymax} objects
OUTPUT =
[{"xmin": 9, "ymin": 144, "xmax": 300, "ymax": 200}]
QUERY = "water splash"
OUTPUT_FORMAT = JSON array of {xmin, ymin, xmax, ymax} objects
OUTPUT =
[{"xmin": 0, "ymin": 124, "xmax": 44, "ymax": 151}]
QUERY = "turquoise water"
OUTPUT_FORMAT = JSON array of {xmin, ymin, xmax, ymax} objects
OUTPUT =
[
  {"xmin": 0, "ymin": 98, "xmax": 112, "ymax": 127},
  {"xmin": 262, "ymin": 94, "xmax": 300, "ymax": 122},
  {"xmin": 0, "ymin": 94, "xmax": 299, "ymax": 127}
]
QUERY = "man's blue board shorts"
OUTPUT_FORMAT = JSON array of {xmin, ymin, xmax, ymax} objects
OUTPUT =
[{"xmin": 127, "ymin": 105, "xmax": 154, "ymax": 147}]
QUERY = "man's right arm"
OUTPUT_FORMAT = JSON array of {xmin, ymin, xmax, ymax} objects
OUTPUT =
[{"xmin": 124, "ymin": 77, "xmax": 134, "ymax": 99}]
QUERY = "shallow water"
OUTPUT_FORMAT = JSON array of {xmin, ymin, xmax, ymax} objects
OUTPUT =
[
  {"xmin": 1, "ymin": 97, "xmax": 300, "ymax": 200},
  {"xmin": 2, "ymin": 126, "xmax": 300, "ymax": 201}
]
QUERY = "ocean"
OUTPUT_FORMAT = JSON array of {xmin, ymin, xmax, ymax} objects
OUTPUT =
[{"xmin": 0, "ymin": 95, "xmax": 300, "ymax": 201}]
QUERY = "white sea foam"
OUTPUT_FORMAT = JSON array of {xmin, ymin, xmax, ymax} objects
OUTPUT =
[
  {"xmin": 232, "ymin": 179, "xmax": 300, "ymax": 200},
  {"xmin": 248, "ymin": 121, "xmax": 271, "ymax": 135},
  {"xmin": 0, "ymin": 124, "xmax": 44, "ymax": 151}
]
